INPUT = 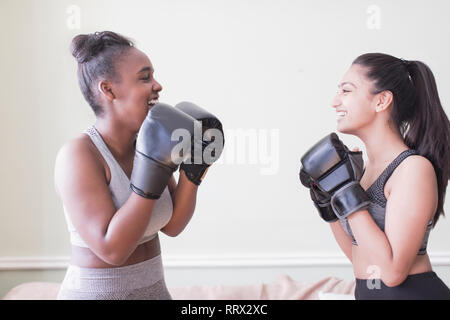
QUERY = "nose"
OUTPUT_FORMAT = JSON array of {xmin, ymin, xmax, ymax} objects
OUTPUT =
[
  {"xmin": 152, "ymin": 78, "xmax": 163, "ymax": 93},
  {"xmin": 331, "ymin": 92, "xmax": 341, "ymax": 110}
]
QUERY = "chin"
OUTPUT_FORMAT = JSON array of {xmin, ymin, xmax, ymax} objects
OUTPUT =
[
  {"xmin": 336, "ymin": 122, "xmax": 349, "ymax": 134},
  {"xmin": 134, "ymin": 114, "xmax": 147, "ymax": 131},
  {"xmin": 336, "ymin": 122, "xmax": 358, "ymax": 136}
]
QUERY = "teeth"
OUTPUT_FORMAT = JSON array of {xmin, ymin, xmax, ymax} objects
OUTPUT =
[
  {"xmin": 337, "ymin": 111, "xmax": 347, "ymax": 117},
  {"xmin": 148, "ymin": 99, "xmax": 159, "ymax": 105}
]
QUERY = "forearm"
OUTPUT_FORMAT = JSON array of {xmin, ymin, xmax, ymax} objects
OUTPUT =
[
  {"xmin": 102, "ymin": 192, "xmax": 156, "ymax": 265},
  {"xmin": 347, "ymin": 210, "xmax": 395, "ymax": 277},
  {"xmin": 161, "ymin": 171, "xmax": 198, "ymax": 236},
  {"xmin": 329, "ymin": 221, "xmax": 353, "ymax": 263}
]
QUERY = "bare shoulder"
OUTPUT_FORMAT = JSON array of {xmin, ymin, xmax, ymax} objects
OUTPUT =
[
  {"xmin": 395, "ymin": 154, "xmax": 436, "ymax": 183},
  {"xmin": 55, "ymin": 134, "xmax": 102, "ymax": 174},
  {"xmin": 388, "ymin": 154, "xmax": 438, "ymax": 205},
  {"xmin": 56, "ymin": 134, "xmax": 94, "ymax": 159},
  {"xmin": 54, "ymin": 134, "xmax": 106, "ymax": 196}
]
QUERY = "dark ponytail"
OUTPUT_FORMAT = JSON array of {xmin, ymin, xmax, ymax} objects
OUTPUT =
[
  {"xmin": 70, "ymin": 31, "xmax": 134, "ymax": 116},
  {"xmin": 353, "ymin": 53, "xmax": 450, "ymax": 227}
]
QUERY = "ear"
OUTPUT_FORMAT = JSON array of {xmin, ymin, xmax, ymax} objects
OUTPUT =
[
  {"xmin": 375, "ymin": 90, "xmax": 393, "ymax": 113},
  {"xmin": 97, "ymin": 80, "xmax": 116, "ymax": 101}
]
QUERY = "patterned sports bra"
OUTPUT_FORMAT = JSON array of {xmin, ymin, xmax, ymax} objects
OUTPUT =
[{"xmin": 339, "ymin": 149, "xmax": 433, "ymax": 255}]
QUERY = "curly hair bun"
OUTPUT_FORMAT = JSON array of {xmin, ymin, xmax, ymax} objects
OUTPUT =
[{"xmin": 70, "ymin": 31, "xmax": 134, "ymax": 64}]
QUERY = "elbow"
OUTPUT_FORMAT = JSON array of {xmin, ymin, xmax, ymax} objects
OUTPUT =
[
  {"xmin": 83, "ymin": 236, "xmax": 132, "ymax": 266},
  {"xmin": 161, "ymin": 219, "xmax": 185, "ymax": 237},
  {"xmin": 102, "ymin": 252, "xmax": 130, "ymax": 267},
  {"xmin": 161, "ymin": 224, "xmax": 185, "ymax": 237},
  {"xmin": 382, "ymin": 271, "xmax": 408, "ymax": 288},
  {"xmin": 161, "ymin": 228, "xmax": 182, "ymax": 237},
  {"xmin": 382, "ymin": 259, "xmax": 410, "ymax": 288},
  {"xmin": 98, "ymin": 245, "xmax": 130, "ymax": 267}
]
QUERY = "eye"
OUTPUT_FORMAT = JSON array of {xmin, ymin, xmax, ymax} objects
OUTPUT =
[
  {"xmin": 140, "ymin": 73, "xmax": 152, "ymax": 81},
  {"xmin": 342, "ymin": 89, "xmax": 350, "ymax": 94}
]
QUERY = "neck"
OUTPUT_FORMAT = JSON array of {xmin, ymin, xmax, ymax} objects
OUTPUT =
[
  {"xmin": 94, "ymin": 117, "xmax": 137, "ymax": 160},
  {"xmin": 357, "ymin": 120, "xmax": 408, "ymax": 168}
]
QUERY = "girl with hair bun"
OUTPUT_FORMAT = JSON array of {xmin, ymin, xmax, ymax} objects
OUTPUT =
[{"xmin": 54, "ymin": 31, "xmax": 200, "ymax": 300}]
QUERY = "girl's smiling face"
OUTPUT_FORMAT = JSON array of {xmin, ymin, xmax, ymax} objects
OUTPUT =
[{"xmin": 331, "ymin": 64, "xmax": 382, "ymax": 135}]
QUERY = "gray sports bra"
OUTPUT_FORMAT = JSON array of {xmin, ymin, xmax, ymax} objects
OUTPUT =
[
  {"xmin": 339, "ymin": 149, "xmax": 433, "ymax": 255},
  {"xmin": 62, "ymin": 125, "xmax": 173, "ymax": 248}
]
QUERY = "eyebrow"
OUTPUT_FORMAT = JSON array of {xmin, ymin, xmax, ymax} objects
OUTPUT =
[
  {"xmin": 137, "ymin": 66, "xmax": 154, "ymax": 74},
  {"xmin": 338, "ymin": 81, "xmax": 357, "ymax": 88}
]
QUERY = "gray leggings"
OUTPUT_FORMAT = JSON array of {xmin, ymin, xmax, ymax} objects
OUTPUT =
[{"xmin": 57, "ymin": 254, "xmax": 172, "ymax": 300}]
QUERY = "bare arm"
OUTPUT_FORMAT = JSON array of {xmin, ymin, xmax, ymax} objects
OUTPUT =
[
  {"xmin": 346, "ymin": 156, "xmax": 437, "ymax": 287},
  {"xmin": 329, "ymin": 221, "xmax": 353, "ymax": 263},
  {"xmin": 161, "ymin": 170, "xmax": 199, "ymax": 237},
  {"xmin": 55, "ymin": 139, "xmax": 157, "ymax": 266}
]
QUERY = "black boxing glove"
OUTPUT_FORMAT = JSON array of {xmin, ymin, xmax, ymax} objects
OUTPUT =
[
  {"xmin": 131, "ymin": 103, "xmax": 198, "ymax": 199},
  {"xmin": 175, "ymin": 102, "xmax": 224, "ymax": 185},
  {"xmin": 300, "ymin": 133, "xmax": 370, "ymax": 219},
  {"xmin": 299, "ymin": 168, "xmax": 338, "ymax": 222}
]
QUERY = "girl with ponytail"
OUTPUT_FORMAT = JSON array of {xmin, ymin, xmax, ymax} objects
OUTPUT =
[{"xmin": 329, "ymin": 53, "xmax": 450, "ymax": 299}]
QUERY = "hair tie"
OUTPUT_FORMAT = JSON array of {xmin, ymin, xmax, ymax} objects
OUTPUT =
[
  {"xmin": 400, "ymin": 58, "xmax": 413, "ymax": 82},
  {"xmin": 400, "ymin": 58, "xmax": 410, "ymax": 67}
]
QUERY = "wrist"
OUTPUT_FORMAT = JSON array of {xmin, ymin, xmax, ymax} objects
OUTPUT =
[
  {"xmin": 179, "ymin": 170, "xmax": 201, "ymax": 188},
  {"xmin": 313, "ymin": 202, "xmax": 339, "ymax": 222},
  {"xmin": 180, "ymin": 162, "xmax": 210, "ymax": 185},
  {"xmin": 330, "ymin": 181, "xmax": 370, "ymax": 219}
]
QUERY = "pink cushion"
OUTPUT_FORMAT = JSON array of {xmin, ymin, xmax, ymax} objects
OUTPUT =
[
  {"xmin": 169, "ymin": 275, "xmax": 355, "ymax": 300},
  {"xmin": 2, "ymin": 275, "xmax": 355, "ymax": 300},
  {"xmin": 2, "ymin": 282, "xmax": 61, "ymax": 300}
]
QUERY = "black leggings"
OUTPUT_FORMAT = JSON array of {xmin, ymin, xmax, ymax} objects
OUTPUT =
[{"xmin": 355, "ymin": 271, "xmax": 450, "ymax": 300}]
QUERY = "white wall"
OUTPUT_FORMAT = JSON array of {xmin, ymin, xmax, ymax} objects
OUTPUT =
[{"xmin": 1, "ymin": 0, "xmax": 450, "ymax": 296}]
